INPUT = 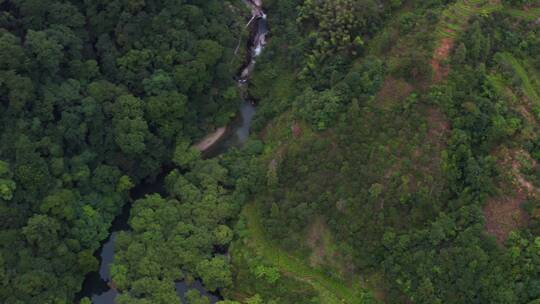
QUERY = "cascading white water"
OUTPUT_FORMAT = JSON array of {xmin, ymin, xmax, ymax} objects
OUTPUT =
[
  {"xmin": 239, "ymin": 0, "xmax": 268, "ymax": 83},
  {"xmin": 195, "ymin": 0, "xmax": 268, "ymax": 154},
  {"xmin": 202, "ymin": 0, "xmax": 268, "ymax": 157}
]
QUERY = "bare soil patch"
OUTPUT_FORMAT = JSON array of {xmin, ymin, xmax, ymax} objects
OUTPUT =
[
  {"xmin": 307, "ymin": 217, "xmax": 327, "ymax": 267},
  {"xmin": 416, "ymin": 106, "xmax": 450, "ymax": 185},
  {"xmin": 484, "ymin": 148, "xmax": 536, "ymax": 243},
  {"xmin": 375, "ymin": 77, "xmax": 414, "ymax": 108},
  {"xmin": 382, "ymin": 106, "xmax": 449, "ymax": 194},
  {"xmin": 306, "ymin": 217, "xmax": 357, "ymax": 281},
  {"xmin": 292, "ymin": 121, "xmax": 302, "ymax": 138},
  {"xmin": 426, "ymin": 107, "xmax": 450, "ymax": 146},
  {"xmin": 431, "ymin": 37, "xmax": 454, "ymax": 82},
  {"xmin": 484, "ymin": 196, "xmax": 529, "ymax": 244}
]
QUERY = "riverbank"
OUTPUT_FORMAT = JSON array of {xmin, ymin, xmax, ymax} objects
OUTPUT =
[
  {"xmin": 195, "ymin": 0, "xmax": 268, "ymax": 153},
  {"xmin": 195, "ymin": 127, "xmax": 228, "ymax": 152}
]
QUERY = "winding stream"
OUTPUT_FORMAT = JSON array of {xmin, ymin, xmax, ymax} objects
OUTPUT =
[{"xmin": 77, "ymin": 1, "xmax": 268, "ymax": 303}]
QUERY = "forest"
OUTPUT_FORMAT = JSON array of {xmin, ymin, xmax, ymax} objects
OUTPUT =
[{"xmin": 0, "ymin": 0, "xmax": 539, "ymax": 303}]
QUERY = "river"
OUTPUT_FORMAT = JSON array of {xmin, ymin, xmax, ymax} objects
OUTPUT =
[{"xmin": 77, "ymin": 1, "xmax": 268, "ymax": 303}]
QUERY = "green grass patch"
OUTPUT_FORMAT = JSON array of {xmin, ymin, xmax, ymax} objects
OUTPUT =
[
  {"xmin": 434, "ymin": 0, "xmax": 502, "ymax": 40},
  {"xmin": 486, "ymin": 73, "xmax": 517, "ymax": 102},
  {"xmin": 250, "ymin": 65, "xmax": 296, "ymax": 102},
  {"xmin": 242, "ymin": 204, "xmax": 373, "ymax": 304},
  {"xmin": 497, "ymin": 52, "xmax": 540, "ymax": 104},
  {"xmin": 505, "ymin": 7, "xmax": 540, "ymax": 21}
]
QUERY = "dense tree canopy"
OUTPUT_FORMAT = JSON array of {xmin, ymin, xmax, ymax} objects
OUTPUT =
[
  {"xmin": 0, "ymin": 0, "xmax": 244, "ymax": 302},
  {"xmin": 1, "ymin": 0, "xmax": 539, "ymax": 303}
]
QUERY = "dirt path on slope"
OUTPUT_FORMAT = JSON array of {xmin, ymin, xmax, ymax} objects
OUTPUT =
[{"xmin": 431, "ymin": 37, "xmax": 454, "ymax": 83}]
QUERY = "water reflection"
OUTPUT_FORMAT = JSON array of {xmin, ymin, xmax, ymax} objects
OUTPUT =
[{"xmin": 204, "ymin": 101, "xmax": 257, "ymax": 158}]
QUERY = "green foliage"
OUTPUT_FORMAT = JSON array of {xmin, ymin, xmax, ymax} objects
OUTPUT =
[
  {"xmin": 80, "ymin": 298, "xmax": 92, "ymax": 304},
  {"xmin": 186, "ymin": 289, "xmax": 211, "ymax": 304},
  {"xmin": 0, "ymin": 161, "xmax": 9, "ymax": 177},
  {"xmin": 22, "ymin": 215, "xmax": 61, "ymax": 252},
  {"xmin": 72, "ymin": 205, "xmax": 108, "ymax": 249},
  {"xmin": 0, "ymin": 253, "xmax": 5, "ymax": 284},
  {"xmin": 113, "ymin": 94, "xmax": 150, "ymax": 155},
  {"xmin": 77, "ymin": 249, "xmax": 99, "ymax": 274},
  {"xmin": 502, "ymin": 0, "xmax": 535, "ymax": 6},
  {"xmin": 252, "ymin": 264, "xmax": 280, "ymax": 284},
  {"xmin": 293, "ymin": 88, "xmax": 342, "ymax": 130},
  {"xmin": 0, "ymin": 160, "xmax": 16, "ymax": 201},
  {"xmin": 112, "ymin": 157, "xmax": 237, "ymax": 301},
  {"xmin": 298, "ymin": 0, "xmax": 384, "ymax": 56},
  {"xmin": 228, "ymin": 205, "xmax": 371, "ymax": 303},
  {"xmin": 196, "ymin": 40, "xmax": 225, "ymax": 66},
  {"xmin": 145, "ymin": 92, "xmax": 187, "ymax": 143},
  {"xmin": 214, "ymin": 225, "xmax": 234, "ymax": 246},
  {"xmin": 197, "ymin": 257, "xmax": 233, "ymax": 292},
  {"xmin": 24, "ymin": 30, "xmax": 63, "ymax": 74},
  {"xmin": 0, "ymin": 32, "xmax": 24, "ymax": 70},
  {"xmin": 173, "ymin": 141, "xmax": 201, "ymax": 168},
  {"xmin": 0, "ymin": 0, "xmax": 245, "ymax": 302},
  {"xmin": 1, "ymin": 0, "xmax": 538, "ymax": 303},
  {"xmin": 40, "ymin": 189, "xmax": 77, "ymax": 222},
  {"xmin": 117, "ymin": 175, "xmax": 134, "ymax": 193},
  {"xmin": 246, "ymin": 294, "xmax": 264, "ymax": 304},
  {"xmin": 232, "ymin": 2, "xmax": 540, "ymax": 304},
  {"xmin": 217, "ymin": 300, "xmax": 241, "ymax": 304},
  {"xmin": 505, "ymin": 233, "xmax": 540, "ymax": 301}
]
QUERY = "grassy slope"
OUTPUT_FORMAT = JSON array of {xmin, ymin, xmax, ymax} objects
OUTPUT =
[
  {"xmin": 497, "ymin": 52, "xmax": 540, "ymax": 104},
  {"xmin": 506, "ymin": 7, "xmax": 540, "ymax": 21},
  {"xmin": 231, "ymin": 2, "xmax": 539, "ymax": 303},
  {"xmin": 481, "ymin": 28, "xmax": 540, "ymax": 242},
  {"xmin": 229, "ymin": 2, "xmax": 458, "ymax": 303},
  {"xmin": 242, "ymin": 204, "xmax": 371, "ymax": 304},
  {"xmin": 436, "ymin": 0, "xmax": 501, "ymax": 39}
]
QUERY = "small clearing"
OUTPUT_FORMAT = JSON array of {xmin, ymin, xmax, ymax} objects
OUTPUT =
[
  {"xmin": 431, "ymin": 0, "xmax": 502, "ymax": 82},
  {"xmin": 426, "ymin": 107, "xmax": 450, "ymax": 143},
  {"xmin": 495, "ymin": 52, "xmax": 540, "ymax": 104},
  {"xmin": 243, "ymin": 204, "xmax": 371, "ymax": 304},
  {"xmin": 307, "ymin": 217, "xmax": 329, "ymax": 267},
  {"xmin": 375, "ymin": 77, "xmax": 414, "ymax": 108},
  {"xmin": 421, "ymin": 107, "xmax": 451, "ymax": 178},
  {"xmin": 484, "ymin": 148, "xmax": 536, "ymax": 243},
  {"xmin": 306, "ymin": 217, "xmax": 359, "ymax": 287},
  {"xmin": 431, "ymin": 37, "xmax": 454, "ymax": 82},
  {"xmin": 507, "ymin": 6, "xmax": 540, "ymax": 21},
  {"xmin": 484, "ymin": 196, "xmax": 529, "ymax": 244}
]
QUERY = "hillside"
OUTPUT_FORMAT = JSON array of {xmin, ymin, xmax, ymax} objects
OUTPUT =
[
  {"xmin": 227, "ymin": 0, "xmax": 540, "ymax": 303},
  {"xmin": 0, "ymin": 0, "xmax": 539, "ymax": 304}
]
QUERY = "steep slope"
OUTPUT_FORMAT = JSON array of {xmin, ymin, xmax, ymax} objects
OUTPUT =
[{"xmin": 227, "ymin": 1, "xmax": 540, "ymax": 303}]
